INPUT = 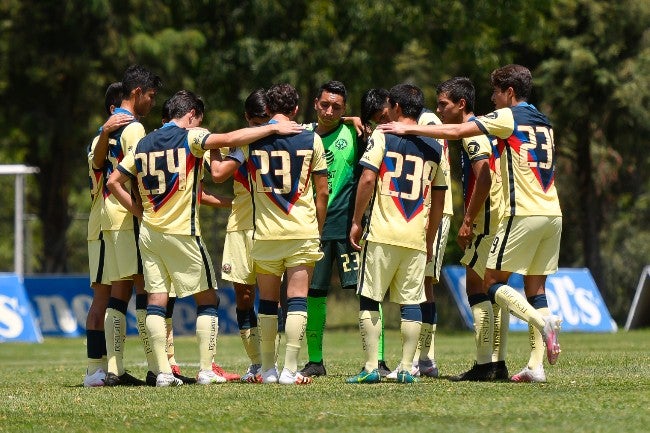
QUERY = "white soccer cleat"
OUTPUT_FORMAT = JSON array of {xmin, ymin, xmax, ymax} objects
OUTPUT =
[
  {"xmin": 386, "ymin": 363, "xmax": 401, "ymax": 380},
  {"xmin": 156, "ymin": 372, "xmax": 184, "ymax": 387},
  {"xmin": 197, "ymin": 370, "xmax": 227, "ymax": 385},
  {"xmin": 259, "ymin": 367, "xmax": 279, "ymax": 384},
  {"xmin": 510, "ymin": 364, "xmax": 547, "ymax": 383},
  {"xmin": 278, "ymin": 367, "xmax": 312, "ymax": 385},
  {"xmin": 83, "ymin": 368, "xmax": 106, "ymax": 387},
  {"xmin": 543, "ymin": 315, "xmax": 562, "ymax": 365}
]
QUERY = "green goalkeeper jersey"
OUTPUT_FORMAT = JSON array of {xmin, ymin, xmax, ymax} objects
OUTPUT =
[{"xmin": 307, "ymin": 121, "xmax": 360, "ymax": 240}]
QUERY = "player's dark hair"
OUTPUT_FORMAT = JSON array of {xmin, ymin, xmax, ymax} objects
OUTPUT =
[
  {"xmin": 104, "ymin": 82, "xmax": 123, "ymax": 115},
  {"xmin": 166, "ymin": 90, "xmax": 204, "ymax": 120},
  {"xmin": 388, "ymin": 84, "xmax": 425, "ymax": 119},
  {"xmin": 316, "ymin": 80, "xmax": 347, "ymax": 103},
  {"xmin": 266, "ymin": 83, "xmax": 299, "ymax": 116},
  {"xmin": 360, "ymin": 88, "xmax": 389, "ymax": 126},
  {"xmin": 490, "ymin": 64, "xmax": 532, "ymax": 100},
  {"xmin": 436, "ymin": 77, "xmax": 475, "ymax": 113},
  {"xmin": 161, "ymin": 97, "xmax": 171, "ymax": 123},
  {"xmin": 121, "ymin": 64, "xmax": 163, "ymax": 98},
  {"xmin": 245, "ymin": 89, "xmax": 269, "ymax": 119}
]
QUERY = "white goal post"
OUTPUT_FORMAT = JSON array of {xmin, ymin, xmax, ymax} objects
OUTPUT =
[{"xmin": 0, "ymin": 164, "xmax": 39, "ymax": 277}]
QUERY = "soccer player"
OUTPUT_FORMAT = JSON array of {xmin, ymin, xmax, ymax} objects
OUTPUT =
[
  {"xmin": 238, "ymin": 83, "xmax": 328, "ymax": 385},
  {"xmin": 431, "ymin": 77, "xmax": 509, "ymax": 381},
  {"xmin": 107, "ymin": 89, "xmax": 304, "ymax": 386},
  {"xmin": 84, "ymin": 82, "xmax": 133, "ymax": 387},
  {"xmin": 361, "ymin": 88, "xmax": 451, "ymax": 379},
  {"xmin": 209, "ymin": 89, "xmax": 271, "ymax": 382},
  {"xmin": 101, "ymin": 65, "xmax": 162, "ymax": 386},
  {"xmin": 378, "ymin": 64, "xmax": 563, "ymax": 382},
  {"xmin": 298, "ymin": 80, "xmax": 364, "ymax": 378},
  {"xmin": 347, "ymin": 84, "xmax": 447, "ymax": 384}
]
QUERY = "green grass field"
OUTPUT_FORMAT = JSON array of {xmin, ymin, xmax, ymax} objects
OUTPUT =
[{"xmin": 1, "ymin": 329, "xmax": 649, "ymax": 433}]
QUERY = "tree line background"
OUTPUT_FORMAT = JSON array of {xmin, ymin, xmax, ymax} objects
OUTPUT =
[{"xmin": 0, "ymin": 0, "xmax": 648, "ymax": 324}]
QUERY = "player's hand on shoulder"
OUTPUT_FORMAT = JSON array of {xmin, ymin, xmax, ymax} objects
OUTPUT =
[
  {"xmin": 103, "ymin": 113, "xmax": 133, "ymax": 133},
  {"xmin": 274, "ymin": 121, "xmax": 305, "ymax": 135},
  {"xmin": 377, "ymin": 121, "xmax": 405, "ymax": 135}
]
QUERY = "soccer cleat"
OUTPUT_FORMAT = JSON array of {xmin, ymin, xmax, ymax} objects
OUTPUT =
[
  {"xmin": 346, "ymin": 368, "xmax": 381, "ymax": 384},
  {"xmin": 300, "ymin": 361, "xmax": 327, "ymax": 377},
  {"xmin": 418, "ymin": 359, "xmax": 439, "ymax": 378},
  {"xmin": 258, "ymin": 367, "xmax": 279, "ymax": 384},
  {"xmin": 212, "ymin": 362, "xmax": 241, "ymax": 381},
  {"xmin": 510, "ymin": 364, "xmax": 546, "ymax": 383},
  {"xmin": 104, "ymin": 371, "xmax": 147, "ymax": 386},
  {"xmin": 543, "ymin": 315, "xmax": 562, "ymax": 365},
  {"xmin": 492, "ymin": 361, "xmax": 509, "ymax": 381},
  {"xmin": 156, "ymin": 372, "xmax": 183, "ymax": 387},
  {"xmin": 377, "ymin": 360, "xmax": 392, "ymax": 377},
  {"xmin": 146, "ymin": 371, "xmax": 157, "ymax": 387},
  {"xmin": 241, "ymin": 364, "xmax": 262, "ymax": 383},
  {"xmin": 396, "ymin": 370, "xmax": 418, "ymax": 383},
  {"xmin": 171, "ymin": 364, "xmax": 197, "ymax": 384},
  {"xmin": 279, "ymin": 367, "xmax": 313, "ymax": 385},
  {"xmin": 449, "ymin": 362, "xmax": 494, "ymax": 382},
  {"xmin": 83, "ymin": 368, "xmax": 106, "ymax": 387},
  {"xmin": 197, "ymin": 369, "xmax": 227, "ymax": 385}
]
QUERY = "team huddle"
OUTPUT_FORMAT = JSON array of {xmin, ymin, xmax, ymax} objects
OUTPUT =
[{"xmin": 84, "ymin": 63, "xmax": 562, "ymax": 387}]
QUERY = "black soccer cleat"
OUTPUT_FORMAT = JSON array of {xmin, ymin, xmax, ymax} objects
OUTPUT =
[
  {"xmin": 449, "ymin": 362, "xmax": 495, "ymax": 382},
  {"xmin": 104, "ymin": 371, "xmax": 147, "ymax": 386},
  {"xmin": 300, "ymin": 361, "xmax": 327, "ymax": 377},
  {"xmin": 491, "ymin": 361, "xmax": 509, "ymax": 381}
]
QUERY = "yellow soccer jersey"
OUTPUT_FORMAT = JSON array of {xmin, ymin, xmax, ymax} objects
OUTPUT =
[
  {"xmin": 87, "ymin": 135, "xmax": 104, "ymax": 241},
  {"xmin": 118, "ymin": 124, "xmax": 209, "ymax": 236},
  {"xmin": 419, "ymin": 110, "xmax": 453, "ymax": 216},
  {"xmin": 474, "ymin": 103, "xmax": 562, "ymax": 217},
  {"xmin": 244, "ymin": 130, "xmax": 327, "ymax": 240},
  {"xmin": 217, "ymin": 148, "xmax": 254, "ymax": 232},
  {"xmin": 101, "ymin": 112, "xmax": 145, "ymax": 231},
  {"xmin": 360, "ymin": 129, "xmax": 448, "ymax": 252},
  {"xmin": 460, "ymin": 131, "xmax": 503, "ymax": 235}
]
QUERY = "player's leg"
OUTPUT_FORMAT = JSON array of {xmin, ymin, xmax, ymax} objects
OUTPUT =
[
  {"xmin": 104, "ymin": 278, "xmax": 133, "ymax": 384},
  {"xmin": 491, "ymin": 300, "xmax": 510, "ymax": 380},
  {"xmin": 450, "ymin": 266, "xmax": 495, "ymax": 381},
  {"xmin": 160, "ymin": 296, "xmax": 196, "ymax": 384},
  {"xmin": 234, "ymin": 282, "xmax": 261, "ymax": 381},
  {"xmin": 256, "ymin": 273, "xmax": 282, "ymax": 383},
  {"xmin": 132, "ymin": 273, "xmax": 157, "ymax": 380},
  {"xmin": 84, "ymin": 282, "xmax": 110, "ymax": 387},
  {"xmin": 302, "ymin": 240, "xmax": 333, "ymax": 377}
]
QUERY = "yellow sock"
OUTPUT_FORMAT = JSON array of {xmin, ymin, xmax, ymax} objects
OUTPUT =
[
  {"xmin": 414, "ymin": 323, "xmax": 432, "ymax": 362},
  {"xmin": 492, "ymin": 303, "xmax": 509, "ymax": 362},
  {"xmin": 145, "ymin": 314, "xmax": 170, "ymax": 374},
  {"xmin": 136, "ymin": 308, "xmax": 156, "ymax": 371},
  {"xmin": 104, "ymin": 308, "xmax": 126, "ymax": 375},
  {"xmin": 359, "ymin": 310, "xmax": 381, "ymax": 372},
  {"xmin": 494, "ymin": 285, "xmax": 545, "ymax": 331},
  {"xmin": 196, "ymin": 314, "xmax": 218, "ymax": 372},
  {"xmin": 528, "ymin": 307, "xmax": 549, "ymax": 368},
  {"xmin": 400, "ymin": 319, "xmax": 421, "ymax": 373},
  {"xmin": 472, "ymin": 300, "xmax": 494, "ymax": 364},
  {"xmin": 259, "ymin": 314, "xmax": 278, "ymax": 371},
  {"xmin": 284, "ymin": 311, "xmax": 307, "ymax": 373},
  {"xmin": 241, "ymin": 327, "xmax": 262, "ymax": 365},
  {"xmin": 165, "ymin": 318, "xmax": 177, "ymax": 366},
  {"xmin": 87, "ymin": 358, "xmax": 104, "ymax": 374}
]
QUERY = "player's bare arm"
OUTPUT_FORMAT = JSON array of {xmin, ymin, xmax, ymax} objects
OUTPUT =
[
  {"xmin": 92, "ymin": 113, "xmax": 134, "ymax": 169},
  {"xmin": 203, "ymin": 122, "xmax": 304, "ymax": 150},
  {"xmin": 349, "ymin": 167, "xmax": 376, "ymax": 251},
  {"xmin": 313, "ymin": 172, "xmax": 329, "ymax": 237},
  {"xmin": 106, "ymin": 170, "xmax": 143, "ymax": 218},
  {"xmin": 210, "ymin": 148, "xmax": 242, "ymax": 183},
  {"xmin": 200, "ymin": 188, "xmax": 233, "ymax": 208},
  {"xmin": 457, "ymin": 159, "xmax": 491, "ymax": 250},
  {"xmin": 378, "ymin": 120, "xmax": 481, "ymax": 140}
]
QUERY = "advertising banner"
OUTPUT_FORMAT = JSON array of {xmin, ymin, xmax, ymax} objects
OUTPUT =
[
  {"xmin": 0, "ymin": 273, "xmax": 43, "ymax": 343},
  {"xmin": 21, "ymin": 275, "xmax": 239, "ymax": 337},
  {"xmin": 442, "ymin": 266, "xmax": 617, "ymax": 332}
]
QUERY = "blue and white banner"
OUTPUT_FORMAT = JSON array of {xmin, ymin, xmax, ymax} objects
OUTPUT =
[
  {"xmin": 21, "ymin": 275, "xmax": 239, "ymax": 338},
  {"xmin": 442, "ymin": 266, "xmax": 617, "ymax": 332},
  {"xmin": 0, "ymin": 273, "xmax": 43, "ymax": 343}
]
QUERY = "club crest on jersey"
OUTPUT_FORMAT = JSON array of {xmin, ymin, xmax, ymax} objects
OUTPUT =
[
  {"xmin": 485, "ymin": 112, "xmax": 499, "ymax": 119},
  {"xmin": 334, "ymin": 138, "xmax": 348, "ymax": 150},
  {"xmin": 221, "ymin": 263, "xmax": 232, "ymax": 274},
  {"xmin": 467, "ymin": 141, "xmax": 480, "ymax": 156}
]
